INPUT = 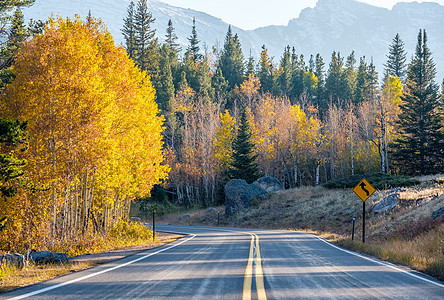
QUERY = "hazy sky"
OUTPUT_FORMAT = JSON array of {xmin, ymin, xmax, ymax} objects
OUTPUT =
[{"xmin": 159, "ymin": 0, "xmax": 444, "ymax": 29}]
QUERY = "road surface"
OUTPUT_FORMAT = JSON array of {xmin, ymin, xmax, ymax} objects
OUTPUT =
[{"xmin": 1, "ymin": 225, "xmax": 443, "ymax": 299}]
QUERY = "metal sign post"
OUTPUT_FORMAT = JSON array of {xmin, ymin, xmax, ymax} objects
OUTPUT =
[
  {"xmin": 352, "ymin": 217, "xmax": 356, "ymax": 241},
  {"xmin": 362, "ymin": 202, "xmax": 365, "ymax": 243},
  {"xmin": 353, "ymin": 178, "xmax": 375, "ymax": 243},
  {"xmin": 152, "ymin": 209, "xmax": 156, "ymax": 241}
]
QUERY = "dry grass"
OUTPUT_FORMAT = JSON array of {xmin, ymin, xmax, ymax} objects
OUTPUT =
[
  {"xmin": 0, "ymin": 261, "xmax": 95, "ymax": 293},
  {"xmin": 165, "ymin": 174, "xmax": 444, "ymax": 280},
  {"xmin": 0, "ymin": 224, "xmax": 182, "ymax": 293}
]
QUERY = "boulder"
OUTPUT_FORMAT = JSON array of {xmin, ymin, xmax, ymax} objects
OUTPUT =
[
  {"xmin": 225, "ymin": 179, "xmax": 268, "ymax": 216},
  {"xmin": 180, "ymin": 214, "xmax": 190, "ymax": 220},
  {"xmin": 432, "ymin": 206, "xmax": 444, "ymax": 220},
  {"xmin": 373, "ymin": 188, "xmax": 404, "ymax": 213},
  {"xmin": 254, "ymin": 176, "xmax": 283, "ymax": 192},
  {"xmin": 0, "ymin": 253, "xmax": 26, "ymax": 268},
  {"xmin": 30, "ymin": 250, "xmax": 68, "ymax": 265},
  {"xmin": 129, "ymin": 217, "xmax": 142, "ymax": 223}
]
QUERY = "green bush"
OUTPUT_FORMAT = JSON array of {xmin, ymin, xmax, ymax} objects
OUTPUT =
[
  {"xmin": 322, "ymin": 173, "xmax": 420, "ymax": 190},
  {"xmin": 138, "ymin": 185, "xmax": 180, "ymax": 217}
]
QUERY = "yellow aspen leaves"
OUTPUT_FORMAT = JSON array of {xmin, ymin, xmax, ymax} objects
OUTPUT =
[{"xmin": 0, "ymin": 15, "xmax": 168, "ymax": 243}]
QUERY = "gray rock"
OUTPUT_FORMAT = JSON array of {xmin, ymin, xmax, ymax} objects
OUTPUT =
[
  {"xmin": 373, "ymin": 189, "xmax": 404, "ymax": 213},
  {"xmin": 30, "ymin": 250, "xmax": 68, "ymax": 265},
  {"xmin": 129, "ymin": 217, "xmax": 142, "ymax": 222},
  {"xmin": 0, "ymin": 253, "xmax": 26, "ymax": 268},
  {"xmin": 180, "ymin": 214, "xmax": 190, "ymax": 220},
  {"xmin": 254, "ymin": 176, "xmax": 283, "ymax": 192},
  {"xmin": 432, "ymin": 207, "xmax": 444, "ymax": 220},
  {"xmin": 225, "ymin": 179, "xmax": 268, "ymax": 216},
  {"xmin": 206, "ymin": 207, "xmax": 216, "ymax": 213}
]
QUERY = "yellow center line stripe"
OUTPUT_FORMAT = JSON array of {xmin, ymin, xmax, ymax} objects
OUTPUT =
[
  {"xmin": 243, "ymin": 234, "xmax": 255, "ymax": 300},
  {"xmin": 253, "ymin": 233, "xmax": 267, "ymax": 300}
]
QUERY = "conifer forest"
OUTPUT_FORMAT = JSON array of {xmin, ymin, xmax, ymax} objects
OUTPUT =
[{"xmin": 0, "ymin": 0, "xmax": 443, "ymax": 251}]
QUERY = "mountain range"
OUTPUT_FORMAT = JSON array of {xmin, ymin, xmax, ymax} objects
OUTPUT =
[{"xmin": 22, "ymin": 0, "xmax": 444, "ymax": 81}]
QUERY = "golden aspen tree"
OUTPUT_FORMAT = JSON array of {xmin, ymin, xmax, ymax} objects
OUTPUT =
[
  {"xmin": 1, "ymin": 15, "xmax": 167, "ymax": 247},
  {"xmin": 213, "ymin": 110, "xmax": 236, "ymax": 173}
]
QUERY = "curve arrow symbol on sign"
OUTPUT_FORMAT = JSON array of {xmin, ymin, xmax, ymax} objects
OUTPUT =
[{"xmin": 359, "ymin": 182, "xmax": 370, "ymax": 196}]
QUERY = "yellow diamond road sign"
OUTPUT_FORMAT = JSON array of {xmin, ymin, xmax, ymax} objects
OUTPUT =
[{"xmin": 353, "ymin": 178, "xmax": 376, "ymax": 202}]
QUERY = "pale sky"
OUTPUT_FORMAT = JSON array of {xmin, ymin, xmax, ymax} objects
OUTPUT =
[{"xmin": 159, "ymin": 0, "xmax": 444, "ymax": 30}]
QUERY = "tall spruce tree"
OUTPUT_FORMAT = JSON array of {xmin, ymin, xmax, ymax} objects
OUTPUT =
[
  {"xmin": 165, "ymin": 19, "xmax": 181, "ymax": 55},
  {"xmin": 314, "ymin": 53, "xmax": 326, "ymax": 113},
  {"xmin": 257, "ymin": 45, "xmax": 274, "ymax": 94},
  {"xmin": 157, "ymin": 44, "xmax": 175, "ymax": 112},
  {"xmin": 392, "ymin": 30, "xmax": 443, "ymax": 175},
  {"xmin": 218, "ymin": 26, "xmax": 245, "ymax": 90},
  {"xmin": 122, "ymin": 1, "xmax": 137, "ymax": 61},
  {"xmin": 384, "ymin": 33, "xmax": 407, "ymax": 83},
  {"xmin": 186, "ymin": 17, "xmax": 201, "ymax": 63},
  {"xmin": 212, "ymin": 68, "xmax": 229, "ymax": 106},
  {"xmin": 245, "ymin": 50, "xmax": 255, "ymax": 78},
  {"xmin": 229, "ymin": 109, "xmax": 259, "ymax": 183},
  {"xmin": 0, "ymin": 0, "xmax": 34, "ymax": 41},
  {"xmin": 134, "ymin": 0, "xmax": 159, "ymax": 78},
  {"xmin": 0, "ymin": 8, "xmax": 27, "ymax": 86},
  {"xmin": 0, "ymin": 3, "xmax": 31, "ymax": 217},
  {"xmin": 343, "ymin": 51, "xmax": 356, "ymax": 102},
  {"xmin": 354, "ymin": 57, "xmax": 368, "ymax": 104},
  {"xmin": 367, "ymin": 59, "xmax": 379, "ymax": 100},
  {"xmin": 326, "ymin": 51, "xmax": 346, "ymax": 106},
  {"xmin": 0, "ymin": 119, "xmax": 28, "ymax": 198},
  {"xmin": 278, "ymin": 46, "xmax": 292, "ymax": 97}
]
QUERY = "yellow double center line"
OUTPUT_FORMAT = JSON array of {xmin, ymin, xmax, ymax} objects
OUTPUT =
[{"xmin": 243, "ymin": 232, "xmax": 267, "ymax": 300}]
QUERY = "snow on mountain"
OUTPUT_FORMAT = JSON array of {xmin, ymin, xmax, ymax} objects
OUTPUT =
[{"xmin": 22, "ymin": 0, "xmax": 444, "ymax": 80}]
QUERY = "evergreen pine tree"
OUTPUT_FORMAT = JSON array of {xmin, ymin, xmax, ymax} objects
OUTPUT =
[
  {"xmin": 278, "ymin": 46, "xmax": 292, "ymax": 97},
  {"xmin": 0, "ymin": 0, "xmax": 34, "ymax": 38},
  {"xmin": 314, "ymin": 53, "xmax": 326, "ymax": 113},
  {"xmin": 326, "ymin": 51, "xmax": 345, "ymax": 105},
  {"xmin": 367, "ymin": 59, "xmax": 379, "ymax": 100},
  {"xmin": 392, "ymin": 30, "xmax": 443, "ymax": 175},
  {"xmin": 354, "ymin": 57, "xmax": 368, "ymax": 104},
  {"xmin": 289, "ymin": 49, "xmax": 304, "ymax": 103},
  {"xmin": 0, "ymin": 119, "xmax": 28, "ymax": 199},
  {"xmin": 196, "ymin": 56, "xmax": 215, "ymax": 100},
  {"xmin": 157, "ymin": 44, "xmax": 175, "ymax": 112},
  {"xmin": 122, "ymin": 1, "xmax": 137, "ymax": 61},
  {"xmin": 165, "ymin": 19, "xmax": 181, "ymax": 55},
  {"xmin": 229, "ymin": 109, "xmax": 259, "ymax": 183},
  {"xmin": 0, "ymin": 8, "xmax": 27, "ymax": 87},
  {"xmin": 245, "ymin": 50, "xmax": 255, "ymax": 78},
  {"xmin": 218, "ymin": 26, "xmax": 245, "ymax": 90},
  {"xmin": 257, "ymin": 45, "xmax": 274, "ymax": 94},
  {"xmin": 343, "ymin": 51, "xmax": 356, "ymax": 102},
  {"xmin": 186, "ymin": 17, "xmax": 201, "ymax": 63},
  {"xmin": 308, "ymin": 54, "xmax": 315, "ymax": 73},
  {"xmin": 384, "ymin": 33, "xmax": 407, "ymax": 83},
  {"xmin": 212, "ymin": 68, "xmax": 229, "ymax": 106},
  {"xmin": 134, "ymin": 0, "xmax": 159, "ymax": 78}
]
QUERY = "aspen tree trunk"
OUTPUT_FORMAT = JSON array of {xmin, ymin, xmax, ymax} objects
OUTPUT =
[
  {"xmin": 349, "ymin": 110, "xmax": 355, "ymax": 176},
  {"xmin": 315, "ymin": 162, "xmax": 320, "ymax": 186},
  {"xmin": 74, "ymin": 181, "xmax": 79, "ymax": 232},
  {"xmin": 82, "ymin": 172, "xmax": 88, "ymax": 234},
  {"xmin": 51, "ymin": 185, "xmax": 57, "ymax": 239}
]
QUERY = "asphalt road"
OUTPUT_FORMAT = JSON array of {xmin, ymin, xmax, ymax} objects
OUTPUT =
[{"xmin": 1, "ymin": 225, "xmax": 443, "ymax": 299}]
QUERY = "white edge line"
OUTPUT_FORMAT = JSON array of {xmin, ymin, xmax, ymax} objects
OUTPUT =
[
  {"xmin": 310, "ymin": 233, "xmax": 444, "ymax": 289},
  {"xmin": 7, "ymin": 234, "xmax": 196, "ymax": 300}
]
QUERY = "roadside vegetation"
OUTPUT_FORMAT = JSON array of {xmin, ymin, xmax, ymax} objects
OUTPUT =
[
  {"xmin": 160, "ymin": 174, "xmax": 444, "ymax": 281},
  {"xmin": 0, "ymin": 225, "xmax": 180, "ymax": 293},
  {"xmin": 0, "ymin": 261, "xmax": 94, "ymax": 293}
]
